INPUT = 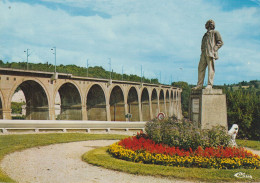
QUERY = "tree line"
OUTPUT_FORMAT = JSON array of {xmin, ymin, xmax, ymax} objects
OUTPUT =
[{"xmin": 0, "ymin": 60, "xmax": 159, "ymax": 84}]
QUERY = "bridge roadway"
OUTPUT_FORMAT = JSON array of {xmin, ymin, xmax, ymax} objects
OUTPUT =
[{"xmin": 0, "ymin": 68, "xmax": 182, "ymax": 122}]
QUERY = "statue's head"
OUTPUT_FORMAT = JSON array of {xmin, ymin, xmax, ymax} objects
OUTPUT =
[
  {"xmin": 205, "ymin": 19, "xmax": 215, "ymax": 30},
  {"xmin": 228, "ymin": 124, "xmax": 239, "ymax": 136}
]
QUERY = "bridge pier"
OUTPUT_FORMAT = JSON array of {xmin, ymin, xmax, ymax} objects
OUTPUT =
[
  {"xmin": 49, "ymin": 107, "xmax": 56, "ymax": 120},
  {"xmin": 164, "ymin": 92, "xmax": 167, "ymax": 116},
  {"xmin": 82, "ymin": 105, "xmax": 87, "ymax": 120},
  {"xmin": 2, "ymin": 109, "xmax": 11, "ymax": 120},
  {"xmin": 138, "ymin": 99, "xmax": 143, "ymax": 122},
  {"xmin": 106, "ymin": 104, "xmax": 111, "ymax": 121},
  {"xmin": 177, "ymin": 90, "xmax": 182, "ymax": 119},
  {"xmin": 173, "ymin": 90, "xmax": 177, "ymax": 117},
  {"xmin": 124, "ymin": 103, "xmax": 128, "ymax": 121},
  {"xmin": 149, "ymin": 95, "xmax": 153, "ymax": 120}
]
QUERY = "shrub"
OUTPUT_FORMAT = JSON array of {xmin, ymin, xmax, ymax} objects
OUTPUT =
[
  {"xmin": 12, "ymin": 115, "xmax": 26, "ymax": 120},
  {"xmin": 11, "ymin": 102, "xmax": 25, "ymax": 114},
  {"xmin": 145, "ymin": 117, "xmax": 230, "ymax": 150}
]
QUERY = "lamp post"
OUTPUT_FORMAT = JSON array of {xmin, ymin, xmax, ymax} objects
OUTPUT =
[
  {"xmin": 24, "ymin": 49, "xmax": 30, "ymax": 70},
  {"xmin": 51, "ymin": 47, "xmax": 56, "ymax": 73}
]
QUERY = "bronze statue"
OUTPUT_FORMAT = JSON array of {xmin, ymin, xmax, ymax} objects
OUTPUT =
[{"xmin": 193, "ymin": 20, "xmax": 223, "ymax": 90}]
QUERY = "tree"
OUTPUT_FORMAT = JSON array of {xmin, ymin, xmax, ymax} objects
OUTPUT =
[{"xmin": 224, "ymin": 88, "xmax": 259, "ymax": 140}]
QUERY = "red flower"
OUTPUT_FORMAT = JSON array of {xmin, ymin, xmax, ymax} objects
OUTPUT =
[{"xmin": 118, "ymin": 136, "xmax": 255, "ymax": 159}]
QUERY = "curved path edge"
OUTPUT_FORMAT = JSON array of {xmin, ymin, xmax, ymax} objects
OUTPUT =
[{"xmin": 1, "ymin": 140, "xmax": 192, "ymax": 183}]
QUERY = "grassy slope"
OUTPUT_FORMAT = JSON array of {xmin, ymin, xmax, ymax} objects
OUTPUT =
[
  {"xmin": 237, "ymin": 139, "xmax": 260, "ymax": 150},
  {"xmin": 0, "ymin": 133, "xmax": 128, "ymax": 182},
  {"xmin": 83, "ymin": 144, "xmax": 260, "ymax": 183}
]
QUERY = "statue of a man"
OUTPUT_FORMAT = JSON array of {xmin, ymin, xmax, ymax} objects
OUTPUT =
[{"xmin": 193, "ymin": 20, "xmax": 223, "ymax": 90}]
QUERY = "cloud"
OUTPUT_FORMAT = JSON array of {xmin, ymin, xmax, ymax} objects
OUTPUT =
[
  {"xmin": 0, "ymin": 0, "xmax": 259, "ymax": 85},
  {"xmin": 251, "ymin": 0, "xmax": 260, "ymax": 6}
]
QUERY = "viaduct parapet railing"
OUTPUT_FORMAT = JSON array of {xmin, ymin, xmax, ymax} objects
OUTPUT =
[
  {"xmin": 0, "ymin": 120, "xmax": 146, "ymax": 134},
  {"xmin": 0, "ymin": 68, "xmax": 182, "ymax": 121}
]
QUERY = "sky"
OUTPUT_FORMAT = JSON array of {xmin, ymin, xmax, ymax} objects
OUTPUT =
[{"xmin": 0, "ymin": 0, "xmax": 260, "ymax": 85}]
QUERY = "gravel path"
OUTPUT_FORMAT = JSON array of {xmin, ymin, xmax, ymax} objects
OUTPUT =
[
  {"xmin": 1, "ymin": 140, "xmax": 193, "ymax": 183},
  {"xmin": 246, "ymin": 148, "xmax": 260, "ymax": 156}
]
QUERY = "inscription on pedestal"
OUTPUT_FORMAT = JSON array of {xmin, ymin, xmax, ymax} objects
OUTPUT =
[
  {"xmin": 192, "ymin": 98, "xmax": 199, "ymax": 113},
  {"xmin": 192, "ymin": 98, "xmax": 200, "ymax": 126}
]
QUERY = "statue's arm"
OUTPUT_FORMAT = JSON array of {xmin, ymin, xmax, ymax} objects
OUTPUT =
[
  {"xmin": 201, "ymin": 34, "xmax": 206, "ymax": 51},
  {"xmin": 215, "ymin": 31, "xmax": 223, "ymax": 50}
]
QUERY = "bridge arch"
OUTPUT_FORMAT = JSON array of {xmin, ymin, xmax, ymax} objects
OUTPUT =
[
  {"xmin": 176, "ymin": 90, "xmax": 181, "ymax": 118},
  {"xmin": 108, "ymin": 84, "xmax": 126, "ymax": 99},
  {"xmin": 8, "ymin": 79, "xmax": 50, "ymax": 120},
  {"xmin": 173, "ymin": 90, "xmax": 178, "ymax": 117},
  {"xmin": 0, "ymin": 90, "xmax": 4, "ymax": 119},
  {"xmin": 86, "ymin": 84, "xmax": 107, "ymax": 121},
  {"xmin": 141, "ymin": 87, "xmax": 150, "ymax": 121},
  {"xmin": 151, "ymin": 88, "xmax": 158, "ymax": 118},
  {"xmin": 55, "ymin": 81, "xmax": 82, "ymax": 120},
  {"xmin": 109, "ymin": 85, "xmax": 125, "ymax": 121},
  {"xmin": 166, "ymin": 90, "xmax": 170, "ymax": 116},
  {"xmin": 127, "ymin": 86, "xmax": 139, "ymax": 121},
  {"xmin": 170, "ymin": 90, "xmax": 174, "ymax": 116},
  {"xmin": 159, "ymin": 89, "xmax": 165, "ymax": 114}
]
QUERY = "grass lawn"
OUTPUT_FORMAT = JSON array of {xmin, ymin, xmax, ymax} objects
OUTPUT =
[
  {"xmin": 83, "ymin": 143, "xmax": 260, "ymax": 183},
  {"xmin": 0, "ymin": 133, "xmax": 259, "ymax": 183},
  {"xmin": 0, "ymin": 133, "xmax": 128, "ymax": 182},
  {"xmin": 237, "ymin": 139, "xmax": 260, "ymax": 150}
]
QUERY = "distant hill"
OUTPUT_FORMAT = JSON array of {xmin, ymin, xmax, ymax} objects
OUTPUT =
[
  {"xmin": 218, "ymin": 80, "xmax": 260, "ymax": 95},
  {"xmin": 0, "ymin": 60, "xmax": 159, "ymax": 84}
]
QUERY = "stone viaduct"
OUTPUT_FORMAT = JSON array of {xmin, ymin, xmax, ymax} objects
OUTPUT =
[{"xmin": 0, "ymin": 68, "xmax": 182, "ymax": 121}]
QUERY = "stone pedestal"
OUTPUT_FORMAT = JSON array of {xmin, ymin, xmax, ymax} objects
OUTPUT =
[{"xmin": 189, "ymin": 89, "xmax": 227, "ymax": 129}]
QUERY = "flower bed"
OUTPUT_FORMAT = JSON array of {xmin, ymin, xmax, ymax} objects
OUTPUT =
[{"xmin": 108, "ymin": 136, "xmax": 260, "ymax": 169}]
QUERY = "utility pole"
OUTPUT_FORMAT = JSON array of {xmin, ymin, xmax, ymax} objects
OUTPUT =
[
  {"xmin": 24, "ymin": 49, "xmax": 30, "ymax": 70},
  {"xmin": 86, "ymin": 59, "xmax": 89, "ymax": 77},
  {"xmin": 143, "ymin": 71, "xmax": 144, "ymax": 83},
  {"xmin": 160, "ymin": 71, "xmax": 161, "ymax": 84},
  {"xmin": 51, "ymin": 47, "xmax": 56, "ymax": 73},
  {"xmin": 122, "ymin": 66, "xmax": 124, "ymax": 80},
  {"xmin": 108, "ymin": 58, "xmax": 111, "ymax": 80},
  {"xmin": 141, "ymin": 65, "xmax": 142, "ymax": 83},
  {"xmin": 179, "ymin": 67, "xmax": 183, "ymax": 83}
]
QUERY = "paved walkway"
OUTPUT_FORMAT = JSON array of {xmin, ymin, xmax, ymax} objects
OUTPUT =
[{"xmin": 1, "ymin": 140, "xmax": 193, "ymax": 183}]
